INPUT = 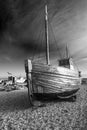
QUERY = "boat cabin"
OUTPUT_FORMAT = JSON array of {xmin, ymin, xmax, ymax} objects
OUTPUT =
[
  {"xmin": 58, "ymin": 58, "xmax": 75, "ymax": 71},
  {"xmin": 59, "ymin": 58, "xmax": 70, "ymax": 68}
]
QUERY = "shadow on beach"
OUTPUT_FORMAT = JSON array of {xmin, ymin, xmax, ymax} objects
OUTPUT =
[
  {"xmin": 0, "ymin": 85, "xmax": 81, "ymax": 112},
  {"xmin": 0, "ymin": 89, "xmax": 30, "ymax": 112}
]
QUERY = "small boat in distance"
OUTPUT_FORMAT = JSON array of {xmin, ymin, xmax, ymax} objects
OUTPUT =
[{"xmin": 25, "ymin": 4, "xmax": 81, "ymax": 105}]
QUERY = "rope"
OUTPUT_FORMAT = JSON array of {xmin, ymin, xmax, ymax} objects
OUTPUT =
[
  {"xmin": 48, "ymin": 21, "xmax": 62, "ymax": 59},
  {"xmin": 31, "ymin": 2, "xmax": 62, "ymax": 62},
  {"xmin": 32, "ymin": 10, "xmax": 44, "ymax": 61},
  {"xmin": 37, "ymin": 23, "xmax": 45, "ymax": 61}
]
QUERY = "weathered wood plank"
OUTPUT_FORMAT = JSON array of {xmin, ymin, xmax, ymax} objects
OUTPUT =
[
  {"xmin": 32, "ymin": 73, "xmax": 79, "ymax": 84},
  {"xmin": 32, "ymin": 63, "xmax": 79, "ymax": 77},
  {"xmin": 32, "ymin": 71, "xmax": 80, "ymax": 87},
  {"xmin": 25, "ymin": 59, "xmax": 80, "ymax": 96},
  {"xmin": 32, "ymin": 71, "xmax": 79, "ymax": 79},
  {"xmin": 25, "ymin": 60, "xmax": 33, "ymax": 106}
]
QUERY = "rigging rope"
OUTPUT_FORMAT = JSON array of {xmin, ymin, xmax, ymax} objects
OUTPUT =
[
  {"xmin": 48, "ymin": 21, "xmax": 62, "ymax": 59},
  {"xmin": 32, "ymin": 10, "xmax": 44, "ymax": 61},
  {"xmin": 31, "ymin": 2, "xmax": 63, "ymax": 63},
  {"xmin": 37, "ymin": 23, "xmax": 45, "ymax": 61}
]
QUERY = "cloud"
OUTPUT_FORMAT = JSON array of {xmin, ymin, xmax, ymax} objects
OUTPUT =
[{"xmin": 1, "ymin": 0, "xmax": 87, "ymax": 76}]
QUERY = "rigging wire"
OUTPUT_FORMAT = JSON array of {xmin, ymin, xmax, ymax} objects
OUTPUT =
[
  {"xmin": 32, "ymin": 29, "xmax": 42, "ymax": 61},
  {"xmin": 31, "ymin": 10, "xmax": 44, "ymax": 61},
  {"xmin": 31, "ymin": 2, "xmax": 62, "ymax": 63},
  {"xmin": 37, "ymin": 23, "xmax": 45, "ymax": 62},
  {"xmin": 48, "ymin": 21, "xmax": 62, "ymax": 59}
]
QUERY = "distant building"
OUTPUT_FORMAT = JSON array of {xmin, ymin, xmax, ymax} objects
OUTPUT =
[{"xmin": 8, "ymin": 76, "xmax": 15, "ymax": 84}]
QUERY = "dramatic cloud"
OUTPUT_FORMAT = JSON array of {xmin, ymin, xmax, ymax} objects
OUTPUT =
[{"xmin": 0, "ymin": 0, "xmax": 87, "ymax": 77}]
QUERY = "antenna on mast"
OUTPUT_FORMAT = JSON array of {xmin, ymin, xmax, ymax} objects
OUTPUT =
[{"xmin": 66, "ymin": 44, "xmax": 69, "ymax": 58}]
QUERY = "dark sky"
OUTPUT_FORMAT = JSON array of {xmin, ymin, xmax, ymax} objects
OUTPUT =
[{"xmin": 0, "ymin": 0, "xmax": 87, "ymax": 77}]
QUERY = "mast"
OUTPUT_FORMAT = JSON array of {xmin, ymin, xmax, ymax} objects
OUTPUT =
[
  {"xmin": 45, "ymin": 4, "xmax": 50, "ymax": 65},
  {"xmin": 66, "ymin": 44, "xmax": 69, "ymax": 58}
]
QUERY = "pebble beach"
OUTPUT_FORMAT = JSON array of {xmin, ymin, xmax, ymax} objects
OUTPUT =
[{"xmin": 0, "ymin": 85, "xmax": 87, "ymax": 130}]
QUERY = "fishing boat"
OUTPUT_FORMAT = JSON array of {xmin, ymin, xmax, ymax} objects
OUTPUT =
[{"xmin": 25, "ymin": 4, "xmax": 81, "ymax": 105}]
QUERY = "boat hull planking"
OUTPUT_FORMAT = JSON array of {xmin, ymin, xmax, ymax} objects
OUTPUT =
[{"xmin": 25, "ymin": 60, "xmax": 80, "ymax": 98}]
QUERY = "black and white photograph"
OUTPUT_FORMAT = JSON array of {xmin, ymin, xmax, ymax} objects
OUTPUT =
[{"xmin": 0, "ymin": 0, "xmax": 87, "ymax": 129}]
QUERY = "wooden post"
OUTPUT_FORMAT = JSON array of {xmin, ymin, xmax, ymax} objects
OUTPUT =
[{"xmin": 25, "ymin": 59, "xmax": 33, "ymax": 106}]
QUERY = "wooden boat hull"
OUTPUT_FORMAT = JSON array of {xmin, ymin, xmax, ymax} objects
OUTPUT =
[
  {"xmin": 34, "ymin": 88, "xmax": 79, "ymax": 99},
  {"xmin": 25, "ymin": 60, "xmax": 81, "ymax": 99}
]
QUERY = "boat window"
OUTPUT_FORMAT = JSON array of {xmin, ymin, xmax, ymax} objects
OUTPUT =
[{"xmin": 59, "ymin": 59, "xmax": 70, "ymax": 68}]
